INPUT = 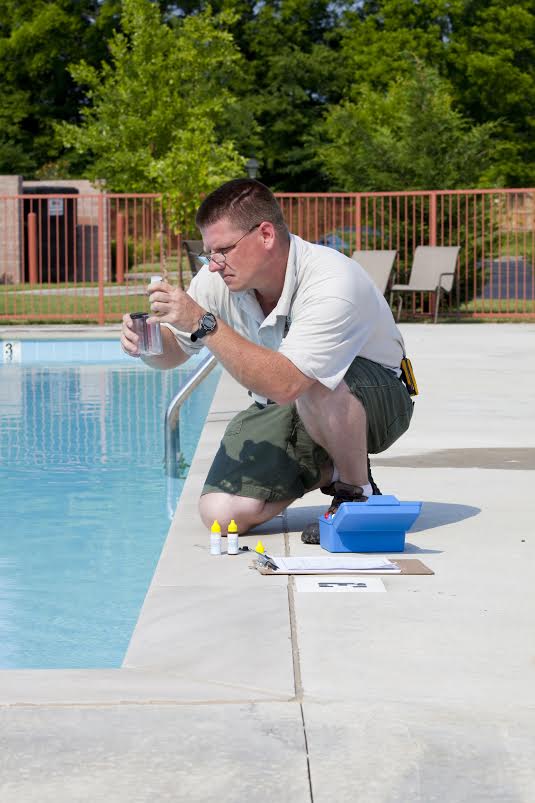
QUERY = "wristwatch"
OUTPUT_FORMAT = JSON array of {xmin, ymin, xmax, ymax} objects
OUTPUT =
[{"xmin": 190, "ymin": 312, "xmax": 217, "ymax": 342}]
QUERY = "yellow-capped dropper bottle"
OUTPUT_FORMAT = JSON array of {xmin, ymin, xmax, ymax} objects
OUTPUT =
[
  {"xmin": 227, "ymin": 519, "xmax": 239, "ymax": 555},
  {"xmin": 210, "ymin": 520, "xmax": 222, "ymax": 556}
]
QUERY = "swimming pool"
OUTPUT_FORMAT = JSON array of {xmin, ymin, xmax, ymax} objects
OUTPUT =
[{"xmin": 0, "ymin": 341, "xmax": 220, "ymax": 669}]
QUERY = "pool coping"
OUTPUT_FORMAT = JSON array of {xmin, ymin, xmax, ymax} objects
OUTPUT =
[
  {"xmin": 0, "ymin": 324, "xmax": 535, "ymax": 705},
  {"xmin": 1, "ymin": 361, "xmax": 296, "ymax": 705},
  {"xmin": 0, "ymin": 324, "xmax": 122, "ymax": 340},
  {"xmin": 2, "ymin": 323, "xmax": 535, "ymax": 803},
  {"xmin": 0, "ymin": 342, "xmax": 294, "ymax": 706},
  {"xmin": 0, "ymin": 324, "xmax": 535, "ymax": 704}
]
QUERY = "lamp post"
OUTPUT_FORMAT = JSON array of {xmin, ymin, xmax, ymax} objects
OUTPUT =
[{"xmin": 245, "ymin": 156, "xmax": 260, "ymax": 179}]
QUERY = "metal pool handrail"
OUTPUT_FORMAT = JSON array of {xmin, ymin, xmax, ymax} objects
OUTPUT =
[{"xmin": 164, "ymin": 353, "xmax": 218, "ymax": 477}]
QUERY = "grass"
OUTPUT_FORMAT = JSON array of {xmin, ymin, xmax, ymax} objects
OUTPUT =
[
  {"xmin": 0, "ymin": 262, "xmax": 197, "ymax": 324},
  {"xmin": 0, "ymin": 286, "xmax": 147, "ymax": 324},
  {"xmin": 124, "ymin": 256, "xmax": 182, "ymax": 276},
  {"xmin": 1, "ymin": 275, "xmax": 533, "ymax": 325},
  {"xmin": 460, "ymin": 298, "xmax": 534, "ymax": 314},
  {"xmin": 393, "ymin": 292, "xmax": 535, "ymax": 323}
]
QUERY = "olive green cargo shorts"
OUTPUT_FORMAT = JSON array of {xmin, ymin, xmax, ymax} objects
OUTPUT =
[{"xmin": 202, "ymin": 356, "xmax": 414, "ymax": 503}]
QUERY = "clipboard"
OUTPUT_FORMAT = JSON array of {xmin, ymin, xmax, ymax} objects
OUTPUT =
[{"xmin": 253, "ymin": 558, "xmax": 434, "ymax": 576}]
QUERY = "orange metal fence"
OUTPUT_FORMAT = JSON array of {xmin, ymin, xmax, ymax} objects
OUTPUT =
[{"xmin": 0, "ymin": 188, "xmax": 533, "ymax": 323}]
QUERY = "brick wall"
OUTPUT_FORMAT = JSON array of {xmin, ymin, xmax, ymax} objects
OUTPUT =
[
  {"xmin": 0, "ymin": 177, "xmax": 111, "ymax": 284},
  {"xmin": 0, "ymin": 175, "xmax": 23, "ymax": 283}
]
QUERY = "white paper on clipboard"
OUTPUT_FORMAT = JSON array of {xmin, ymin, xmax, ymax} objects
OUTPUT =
[{"xmin": 268, "ymin": 556, "xmax": 401, "ymax": 574}]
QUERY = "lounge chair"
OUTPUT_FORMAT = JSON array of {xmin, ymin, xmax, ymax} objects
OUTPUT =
[
  {"xmin": 389, "ymin": 246, "xmax": 460, "ymax": 323},
  {"xmin": 351, "ymin": 250, "xmax": 397, "ymax": 295},
  {"xmin": 182, "ymin": 239, "xmax": 204, "ymax": 277}
]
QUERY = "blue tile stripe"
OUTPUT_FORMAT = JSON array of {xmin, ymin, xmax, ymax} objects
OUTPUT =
[{"xmin": 1, "ymin": 340, "xmax": 208, "ymax": 364}]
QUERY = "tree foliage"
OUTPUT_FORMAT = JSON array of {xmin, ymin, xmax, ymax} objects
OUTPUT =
[
  {"xmin": 332, "ymin": 0, "xmax": 534, "ymax": 187},
  {"xmin": 314, "ymin": 62, "xmax": 499, "ymax": 191},
  {"xmin": 0, "ymin": 0, "xmax": 121, "ymax": 175},
  {"xmin": 238, "ymin": 0, "xmax": 345, "ymax": 190},
  {"xmin": 0, "ymin": 0, "xmax": 533, "ymax": 189},
  {"xmin": 448, "ymin": 0, "xmax": 535, "ymax": 185},
  {"xmin": 58, "ymin": 0, "xmax": 247, "ymax": 228}
]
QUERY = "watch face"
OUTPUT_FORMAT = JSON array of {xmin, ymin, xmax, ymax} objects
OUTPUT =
[
  {"xmin": 191, "ymin": 312, "xmax": 217, "ymax": 342},
  {"xmin": 201, "ymin": 313, "xmax": 217, "ymax": 333}
]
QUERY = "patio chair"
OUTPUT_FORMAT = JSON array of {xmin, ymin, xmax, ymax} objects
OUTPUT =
[
  {"xmin": 351, "ymin": 250, "xmax": 397, "ymax": 295},
  {"xmin": 389, "ymin": 246, "xmax": 460, "ymax": 323},
  {"xmin": 182, "ymin": 239, "xmax": 204, "ymax": 277}
]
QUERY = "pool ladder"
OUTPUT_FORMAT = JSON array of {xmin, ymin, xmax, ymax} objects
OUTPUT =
[{"xmin": 164, "ymin": 353, "xmax": 218, "ymax": 477}]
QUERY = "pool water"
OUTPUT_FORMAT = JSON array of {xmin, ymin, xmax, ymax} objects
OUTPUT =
[{"xmin": 0, "ymin": 353, "xmax": 219, "ymax": 669}]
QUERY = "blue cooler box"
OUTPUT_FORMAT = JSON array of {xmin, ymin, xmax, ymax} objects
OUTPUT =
[{"xmin": 319, "ymin": 495, "xmax": 422, "ymax": 553}]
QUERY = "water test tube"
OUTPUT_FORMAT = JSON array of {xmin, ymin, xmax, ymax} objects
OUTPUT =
[
  {"xmin": 146, "ymin": 276, "xmax": 164, "ymax": 355},
  {"xmin": 130, "ymin": 312, "xmax": 150, "ymax": 355}
]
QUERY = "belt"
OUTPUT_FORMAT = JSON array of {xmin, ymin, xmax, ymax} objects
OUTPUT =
[
  {"xmin": 254, "ymin": 399, "xmax": 276, "ymax": 410},
  {"xmin": 249, "ymin": 390, "xmax": 276, "ymax": 409}
]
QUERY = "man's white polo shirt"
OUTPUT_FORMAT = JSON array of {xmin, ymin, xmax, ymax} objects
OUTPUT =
[{"xmin": 163, "ymin": 234, "xmax": 405, "ymax": 391}]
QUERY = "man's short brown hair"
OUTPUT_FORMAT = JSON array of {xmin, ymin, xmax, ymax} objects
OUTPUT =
[{"xmin": 196, "ymin": 179, "xmax": 287, "ymax": 235}]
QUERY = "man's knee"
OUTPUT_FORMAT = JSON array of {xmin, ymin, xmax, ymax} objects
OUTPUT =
[{"xmin": 198, "ymin": 492, "xmax": 266, "ymax": 533}]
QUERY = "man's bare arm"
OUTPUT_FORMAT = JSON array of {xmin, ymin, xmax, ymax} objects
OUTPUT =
[
  {"xmin": 147, "ymin": 281, "xmax": 315, "ymax": 401},
  {"xmin": 201, "ymin": 317, "xmax": 314, "ymax": 404}
]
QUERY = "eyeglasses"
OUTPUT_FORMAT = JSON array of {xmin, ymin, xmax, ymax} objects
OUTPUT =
[{"xmin": 197, "ymin": 223, "xmax": 261, "ymax": 267}]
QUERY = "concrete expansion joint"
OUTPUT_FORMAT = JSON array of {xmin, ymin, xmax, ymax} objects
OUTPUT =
[
  {"xmin": 0, "ymin": 697, "xmax": 300, "ymax": 710},
  {"xmin": 300, "ymin": 702, "xmax": 314, "ymax": 803},
  {"xmin": 288, "ymin": 578, "xmax": 303, "ymax": 703},
  {"xmin": 284, "ymin": 529, "xmax": 304, "ymax": 701},
  {"xmin": 283, "ymin": 524, "xmax": 314, "ymax": 801}
]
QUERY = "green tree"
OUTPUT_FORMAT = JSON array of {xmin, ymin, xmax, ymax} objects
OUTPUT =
[
  {"xmin": 141, "ymin": 0, "xmax": 346, "ymax": 190},
  {"xmin": 448, "ymin": 0, "xmax": 535, "ymax": 185},
  {"xmin": 0, "ymin": 0, "xmax": 122, "ymax": 176},
  {"xmin": 0, "ymin": 88, "xmax": 35, "ymax": 175},
  {"xmin": 59, "ymin": 0, "xmax": 248, "ymax": 229},
  {"xmin": 336, "ymin": 0, "xmax": 454, "ymax": 90},
  {"xmin": 240, "ymin": 0, "xmax": 345, "ymax": 190},
  {"xmin": 332, "ymin": 0, "xmax": 535, "ymax": 186},
  {"xmin": 314, "ymin": 62, "xmax": 498, "ymax": 191}
]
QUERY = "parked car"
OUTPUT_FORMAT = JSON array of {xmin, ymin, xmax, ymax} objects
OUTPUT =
[{"xmin": 316, "ymin": 227, "xmax": 382, "ymax": 253}]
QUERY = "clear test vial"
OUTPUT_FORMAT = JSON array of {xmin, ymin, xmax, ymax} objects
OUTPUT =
[
  {"xmin": 146, "ymin": 319, "xmax": 163, "ymax": 355},
  {"xmin": 147, "ymin": 276, "xmax": 163, "ymax": 355},
  {"xmin": 130, "ymin": 312, "xmax": 149, "ymax": 355}
]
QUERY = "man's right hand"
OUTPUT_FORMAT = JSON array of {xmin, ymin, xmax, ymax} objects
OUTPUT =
[
  {"xmin": 121, "ymin": 314, "xmax": 191, "ymax": 369},
  {"xmin": 120, "ymin": 314, "xmax": 141, "ymax": 357}
]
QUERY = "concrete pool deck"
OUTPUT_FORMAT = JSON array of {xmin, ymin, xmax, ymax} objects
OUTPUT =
[{"xmin": 1, "ymin": 323, "xmax": 534, "ymax": 802}]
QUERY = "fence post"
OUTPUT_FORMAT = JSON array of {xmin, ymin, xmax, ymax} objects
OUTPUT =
[
  {"xmin": 116, "ymin": 212, "xmax": 125, "ymax": 285},
  {"xmin": 355, "ymin": 195, "xmax": 361, "ymax": 251},
  {"xmin": 27, "ymin": 212, "xmax": 38, "ymax": 284},
  {"xmin": 98, "ymin": 194, "xmax": 105, "ymax": 325},
  {"xmin": 429, "ymin": 192, "xmax": 437, "ymax": 246},
  {"xmin": 177, "ymin": 232, "xmax": 184, "ymax": 289}
]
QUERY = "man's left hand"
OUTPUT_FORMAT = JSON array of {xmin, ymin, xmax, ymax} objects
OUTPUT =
[{"xmin": 146, "ymin": 280, "xmax": 203, "ymax": 332}]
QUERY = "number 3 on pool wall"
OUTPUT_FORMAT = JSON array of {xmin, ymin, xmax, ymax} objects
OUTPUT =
[{"xmin": 2, "ymin": 341, "xmax": 21, "ymax": 363}]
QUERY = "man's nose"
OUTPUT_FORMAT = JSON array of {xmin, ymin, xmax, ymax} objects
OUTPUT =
[{"xmin": 208, "ymin": 259, "xmax": 223, "ymax": 273}]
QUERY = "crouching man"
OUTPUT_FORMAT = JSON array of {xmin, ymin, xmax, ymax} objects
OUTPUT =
[{"xmin": 120, "ymin": 179, "xmax": 414, "ymax": 543}]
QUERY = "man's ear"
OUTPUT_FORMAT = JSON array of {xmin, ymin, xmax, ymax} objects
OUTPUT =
[{"xmin": 259, "ymin": 221, "xmax": 276, "ymax": 249}]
